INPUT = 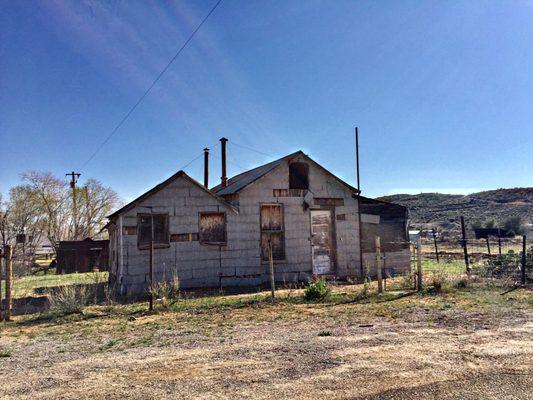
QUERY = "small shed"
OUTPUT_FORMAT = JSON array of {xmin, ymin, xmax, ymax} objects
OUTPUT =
[{"xmin": 56, "ymin": 238, "xmax": 109, "ymax": 274}]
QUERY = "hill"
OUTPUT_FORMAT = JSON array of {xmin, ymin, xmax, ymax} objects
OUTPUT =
[{"xmin": 378, "ymin": 188, "xmax": 533, "ymax": 238}]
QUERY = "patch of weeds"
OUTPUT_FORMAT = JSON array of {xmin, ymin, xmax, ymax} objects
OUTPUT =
[
  {"xmin": 454, "ymin": 277, "xmax": 470, "ymax": 289},
  {"xmin": 430, "ymin": 268, "xmax": 451, "ymax": 293},
  {"xmin": 0, "ymin": 350, "xmax": 12, "ymax": 358},
  {"xmin": 318, "ymin": 330, "xmax": 332, "ymax": 337},
  {"xmin": 48, "ymin": 285, "xmax": 90, "ymax": 315},
  {"xmin": 304, "ymin": 278, "xmax": 330, "ymax": 301},
  {"xmin": 149, "ymin": 272, "xmax": 181, "ymax": 311},
  {"xmin": 99, "ymin": 338, "xmax": 121, "ymax": 352}
]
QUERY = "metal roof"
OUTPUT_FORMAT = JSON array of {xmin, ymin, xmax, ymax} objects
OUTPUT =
[{"xmin": 211, "ymin": 151, "xmax": 303, "ymax": 196}]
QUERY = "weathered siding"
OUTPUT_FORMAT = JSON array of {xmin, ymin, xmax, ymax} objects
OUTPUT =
[
  {"xmin": 360, "ymin": 197, "xmax": 411, "ymax": 277},
  {"xmin": 234, "ymin": 154, "xmax": 361, "ymax": 282},
  {"xmin": 112, "ymin": 157, "xmax": 365, "ymax": 296},
  {"xmin": 115, "ymin": 176, "xmax": 239, "ymax": 296}
]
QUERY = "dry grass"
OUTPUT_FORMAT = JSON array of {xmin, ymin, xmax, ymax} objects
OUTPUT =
[
  {"xmin": 0, "ymin": 283, "xmax": 531, "ymax": 399},
  {"xmin": 3, "ymin": 271, "xmax": 109, "ymax": 299}
]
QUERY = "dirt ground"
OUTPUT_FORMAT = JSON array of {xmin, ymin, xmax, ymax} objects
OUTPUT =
[{"xmin": 0, "ymin": 285, "xmax": 532, "ymax": 399}]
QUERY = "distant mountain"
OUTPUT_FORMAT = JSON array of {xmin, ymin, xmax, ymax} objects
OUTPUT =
[{"xmin": 377, "ymin": 188, "xmax": 533, "ymax": 238}]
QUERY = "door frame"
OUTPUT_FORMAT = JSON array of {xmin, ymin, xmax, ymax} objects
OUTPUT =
[{"xmin": 309, "ymin": 207, "xmax": 337, "ymax": 275}]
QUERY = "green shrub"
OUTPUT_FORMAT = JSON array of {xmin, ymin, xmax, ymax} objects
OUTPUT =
[
  {"xmin": 304, "ymin": 278, "xmax": 330, "ymax": 301},
  {"xmin": 0, "ymin": 350, "xmax": 11, "ymax": 358},
  {"xmin": 362, "ymin": 276, "xmax": 371, "ymax": 297},
  {"xmin": 484, "ymin": 252, "xmax": 520, "ymax": 277},
  {"xmin": 318, "ymin": 330, "xmax": 332, "ymax": 337}
]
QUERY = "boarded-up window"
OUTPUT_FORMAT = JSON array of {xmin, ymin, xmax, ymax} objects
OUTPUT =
[
  {"xmin": 289, "ymin": 162, "xmax": 309, "ymax": 190},
  {"xmin": 260, "ymin": 204, "xmax": 285, "ymax": 261},
  {"xmin": 199, "ymin": 212, "xmax": 226, "ymax": 244},
  {"xmin": 137, "ymin": 214, "xmax": 169, "ymax": 249}
]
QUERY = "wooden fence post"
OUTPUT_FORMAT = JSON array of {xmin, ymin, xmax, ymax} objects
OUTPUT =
[
  {"xmin": 0, "ymin": 246, "xmax": 3, "ymax": 321},
  {"xmin": 417, "ymin": 236, "xmax": 423, "ymax": 292},
  {"xmin": 375, "ymin": 236, "xmax": 383, "ymax": 294},
  {"xmin": 4, "ymin": 245, "xmax": 12, "ymax": 321},
  {"xmin": 149, "ymin": 240, "xmax": 154, "ymax": 311},
  {"xmin": 432, "ymin": 229, "xmax": 440, "ymax": 263},
  {"xmin": 521, "ymin": 235, "xmax": 527, "ymax": 285},
  {"xmin": 268, "ymin": 238, "xmax": 275, "ymax": 298},
  {"xmin": 498, "ymin": 229, "xmax": 502, "ymax": 256},
  {"xmin": 486, "ymin": 237, "xmax": 491, "ymax": 256},
  {"xmin": 460, "ymin": 216, "xmax": 470, "ymax": 275}
]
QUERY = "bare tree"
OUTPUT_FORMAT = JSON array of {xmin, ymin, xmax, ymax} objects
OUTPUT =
[
  {"xmin": 3, "ymin": 172, "xmax": 121, "ymax": 259},
  {"xmin": 5, "ymin": 185, "xmax": 45, "ymax": 258},
  {"xmin": 21, "ymin": 171, "xmax": 71, "ymax": 249},
  {"xmin": 0, "ymin": 193, "xmax": 9, "ymax": 247},
  {"xmin": 75, "ymin": 178, "xmax": 120, "ymax": 239}
]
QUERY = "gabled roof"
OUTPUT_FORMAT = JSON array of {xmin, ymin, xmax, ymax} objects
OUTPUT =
[
  {"xmin": 211, "ymin": 150, "xmax": 360, "ymax": 196},
  {"xmin": 107, "ymin": 170, "xmax": 236, "ymax": 221},
  {"xmin": 211, "ymin": 151, "xmax": 302, "ymax": 196}
]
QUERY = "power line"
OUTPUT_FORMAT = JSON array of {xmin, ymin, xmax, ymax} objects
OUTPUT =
[
  {"xmin": 231, "ymin": 141, "xmax": 275, "ymax": 158},
  {"xmin": 80, "ymin": 0, "xmax": 224, "ymax": 170},
  {"xmin": 179, "ymin": 152, "xmax": 205, "ymax": 171},
  {"xmin": 179, "ymin": 141, "xmax": 220, "ymax": 171}
]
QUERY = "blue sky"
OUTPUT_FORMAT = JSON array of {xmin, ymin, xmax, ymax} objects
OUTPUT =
[{"xmin": 1, "ymin": 0, "xmax": 532, "ymax": 202}]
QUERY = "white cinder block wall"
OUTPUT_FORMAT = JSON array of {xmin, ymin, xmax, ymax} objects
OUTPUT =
[{"xmin": 109, "ymin": 156, "xmax": 363, "ymax": 297}]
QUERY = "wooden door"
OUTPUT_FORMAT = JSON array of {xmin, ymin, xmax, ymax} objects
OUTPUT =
[{"xmin": 310, "ymin": 210, "xmax": 333, "ymax": 275}]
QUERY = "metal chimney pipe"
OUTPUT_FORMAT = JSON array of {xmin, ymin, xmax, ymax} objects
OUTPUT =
[
  {"xmin": 203, "ymin": 148, "xmax": 209, "ymax": 188},
  {"xmin": 220, "ymin": 137, "xmax": 228, "ymax": 187}
]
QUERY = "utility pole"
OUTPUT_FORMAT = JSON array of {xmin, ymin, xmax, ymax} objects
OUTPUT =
[
  {"xmin": 66, "ymin": 171, "xmax": 81, "ymax": 240},
  {"xmin": 355, "ymin": 127, "xmax": 364, "ymax": 280}
]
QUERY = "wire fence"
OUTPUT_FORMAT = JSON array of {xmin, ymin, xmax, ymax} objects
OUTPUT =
[
  {"xmin": 419, "ymin": 235, "xmax": 533, "ymax": 285},
  {"xmin": 362, "ymin": 235, "xmax": 533, "ymax": 293}
]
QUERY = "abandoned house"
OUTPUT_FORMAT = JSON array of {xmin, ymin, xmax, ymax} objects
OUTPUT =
[{"xmin": 106, "ymin": 138, "xmax": 410, "ymax": 296}]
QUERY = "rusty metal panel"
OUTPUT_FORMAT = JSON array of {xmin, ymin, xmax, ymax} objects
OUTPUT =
[
  {"xmin": 314, "ymin": 198, "xmax": 344, "ymax": 207},
  {"xmin": 311, "ymin": 210, "xmax": 333, "ymax": 275},
  {"xmin": 199, "ymin": 212, "xmax": 226, "ymax": 244},
  {"xmin": 170, "ymin": 233, "xmax": 199, "ymax": 242}
]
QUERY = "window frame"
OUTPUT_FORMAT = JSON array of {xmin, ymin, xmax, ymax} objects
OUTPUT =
[
  {"xmin": 289, "ymin": 162, "xmax": 310, "ymax": 190},
  {"xmin": 260, "ymin": 203, "xmax": 286, "ymax": 262},
  {"xmin": 137, "ymin": 213, "xmax": 170, "ymax": 250},
  {"xmin": 198, "ymin": 211, "xmax": 227, "ymax": 245}
]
